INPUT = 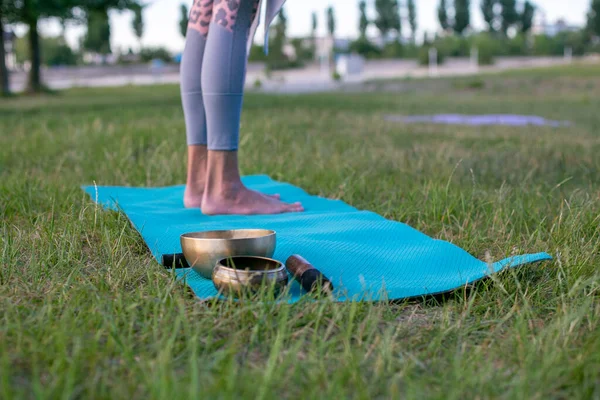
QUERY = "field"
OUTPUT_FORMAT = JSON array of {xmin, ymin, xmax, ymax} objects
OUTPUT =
[{"xmin": 1, "ymin": 63, "xmax": 599, "ymax": 399}]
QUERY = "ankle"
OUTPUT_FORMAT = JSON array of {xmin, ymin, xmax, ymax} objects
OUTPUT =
[
  {"xmin": 185, "ymin": 175, "xmax": 206, "ymax": 191},
  {"xmin": 186, "ymin": 145, "xmax": 208, "ymax": 194},
  {"xmin": 204, "ymin": 150, "xmax": 244, "ymax": 199},
  {"xmin": 204, "ymin": 178, "xmax": 244, "ymax": 200}
]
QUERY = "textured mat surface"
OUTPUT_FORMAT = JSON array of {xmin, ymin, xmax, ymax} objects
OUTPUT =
[
  {"xmin": 384, "ymin": 114, "xmax": 571, "ymax": 127},
  {"xmin": 82, "ymin": 175, "xmax": 552, "ymax": 302}
]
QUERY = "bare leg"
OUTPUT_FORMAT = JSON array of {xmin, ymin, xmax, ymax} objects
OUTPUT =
[
  {"xmin": 196, "ymin": 0, "xmax": 298, "ymax": 215},
  {"xmin": 181, "ymin": 1, "xmax": 279, "ymax": 207},
  {"xmin": 184, "ymin": 144, "xmax": 279, "ymax": 208},
  {"xmin": 184, "ymin": 145, "xmax": 208, "ymax": 208},
  {"xmin": 182, "ymin": 0, "xmax": 212, "ymax": 208},
  {"xmin": 201, "ymin": 151, "xmax": 303, "ymax": 215}
]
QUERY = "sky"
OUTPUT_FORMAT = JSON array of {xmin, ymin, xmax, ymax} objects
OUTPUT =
[{"xmin": 34, "ymin": 0, "xmax": 592, "ymax": 54}]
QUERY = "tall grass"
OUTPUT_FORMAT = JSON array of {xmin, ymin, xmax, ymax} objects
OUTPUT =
[{"xmin": 1, "ymin": 66, "xmax": 599, "ymax": 398}]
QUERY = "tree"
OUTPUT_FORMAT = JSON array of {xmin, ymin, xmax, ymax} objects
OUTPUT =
[
  {"xmin": 81, "ymin": 1, "xmax": 142, "ymax": 49},
  {"xmin": 279, "ymin": 6, "xmax": 288, "ymax": 35},
  {"xmin": 276, "ymin": 5, "xmax": 287, "ymax": 49},
  {"xmin": 59, "ymin": 17, "xmax": 68, "ymax": 38},
  {"xmin": 453, "ymin": 0, "xmax": 471, "ymax": 35},
  {"xmin": 359, "ymin": 1, "xmax": 369, "ymax": 39},
  {"xmin": 375, "ymin": 0, "xmax": 398, "ymax": 41},
  {"xmin": 311, "ymin": 11, "xmax": 317, "ymax": 55},
  {"xmin": 139, "ymin": 46, "xmax": 171, "ymax": 62},
  {"xmin": 80, "ymin": 0, "xmax": 141, "ymax": 57},
  {"xmin": 326, "ymin": 6, "xmax": 335, "ymax": 72},
  {"xmin": 391, "ymin": 0, "xmax": 401, "ymax": 41},
  {"xmin": 179, "ymin": 3, "xmax": 188, "ymax": 38},
  {"xmin": 83, "ymin": 8, "xmax": 111, "ymax": 55},
  {"xmin": 327, "ymin": 6, "xmax": 335, "ymax": 39},
  {"xmin": 520, "ymin": 1, "xmax": 534, "ymax": 34},
  {"xmin": 423, "ymin": 31, "xmax": 430, "ymax": 46},
  {"xmin": 5, "ymin": 0, "xmax": 140, "ymax": 93},
  {"xmin": 268, "ymin": 6, "xmax": 287, "ymax": 60},
  {"xmin": 481, "ymin": 0, "xmax": 496, "ymax": 33},
  {"xmin": 588, "ymin": 0, "xmax": 600, "ymax": 38},
  {"xmin": 14, "ymin": 32, "xmax": 77, "ymax": 65},
  {"xmin": 407, "ymin": 0, "xmax": 417, "ymax": 43},
  {"xmin": 348, "ymin": 37, "xmax": 381, "ymax": 58},
  {"xmin": 132, "ymin": 3, "xmax": 143, "ymax": 48},
  {"xmin": 1, "ymin": 4, "xmax": 11, "ymax": 96},
  {"xmin": 5, "ymin": 0, "xmax": 77, "ymax": 93},
  {"xmin": 438, "ymin": 0, "xmax": 450, "ymax": 31},
  {"xmin": 500, "ymin": 0, "xmax": 519, "ymax": 36},
  {"xmin": 44, "ymin": 35, "xmax": 77, "ymax": 66}
]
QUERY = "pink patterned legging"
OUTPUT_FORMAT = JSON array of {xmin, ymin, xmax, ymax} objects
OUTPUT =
[
  {"xmin": 187, "ymin": 0, "xmax": 261, "ymax": 37},
  {"xmin": 180, "ymin": 0, "xmax": 262, "ymax": 149}
]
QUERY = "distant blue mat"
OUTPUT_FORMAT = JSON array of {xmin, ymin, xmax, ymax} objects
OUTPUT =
[
  {"xmin": 82, "ymin": 175, "xmax": 552, "ymax": 302},
  {"xmin": 384, "ymin": 114, "xmax": 571, "ymax": 127}
]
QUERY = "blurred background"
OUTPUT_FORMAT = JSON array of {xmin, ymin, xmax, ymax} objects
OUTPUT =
[{"xmin": 1, "ymin": 0, "xmax": 599, "ymax": 95}]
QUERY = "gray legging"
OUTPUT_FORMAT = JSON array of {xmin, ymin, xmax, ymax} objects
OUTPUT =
[{"xmin": 180, "ymin": 0, "xmax": 259, "ymax": 151}]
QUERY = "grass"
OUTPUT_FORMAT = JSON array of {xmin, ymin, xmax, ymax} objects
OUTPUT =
[{"xmin": 1, "ymin": 64, "xmax": 600, "ymax": 399}]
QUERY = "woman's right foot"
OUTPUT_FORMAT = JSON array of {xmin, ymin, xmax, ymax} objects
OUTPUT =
[
  {"xmin": 185, "ymin": 186, "xmax": 280, "ymax": 209},
  {"xmin": 201, "ymin": 185, "xmax": 303, "ymax": 215},
  {"xmin": 200, "ymin": 150, "xmax": 301, "ymax": 215}
]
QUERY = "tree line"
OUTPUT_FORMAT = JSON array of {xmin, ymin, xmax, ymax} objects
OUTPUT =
[
  {"xmin": 346, "ymin": 0, "xmax": 600, "ymax": 64},
  {"xmin": 0, "ymin": 0, "xmax": 143, "ymax": 95},
  {"xmin": 1, "ymin": 0, "xmax": 600, "ymax": 96},
  {"xmin": 437, "ymin": 0, "xmax": 534, "ymax": 36}
]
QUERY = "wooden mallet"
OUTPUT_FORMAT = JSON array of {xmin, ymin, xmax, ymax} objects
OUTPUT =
[{"xmin": 285, "ymin": 255, "xmax": 334, "ymax": 295}]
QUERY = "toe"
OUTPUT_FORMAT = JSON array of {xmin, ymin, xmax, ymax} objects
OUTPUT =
[{"xmin": 285, "ymin": 203, "xmax": 304, "ymax": 212}]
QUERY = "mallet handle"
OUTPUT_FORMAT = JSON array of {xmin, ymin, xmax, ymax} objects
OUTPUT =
[
  {"xmin": 161, "ymin": 253, "xmax": 190, "ymax": 269},
  {"xmin": 285, "ymin": 255, "xmax": 333, "ymax": 295}
]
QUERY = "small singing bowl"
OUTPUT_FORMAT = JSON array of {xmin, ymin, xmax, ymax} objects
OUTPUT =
[
  {"xmin": 180, "ymin": 229, "xmax": 276, "ymax": 279},
  {"xmin": 212, "ymin": 256, "xmax": 288, "ymax": 297}
]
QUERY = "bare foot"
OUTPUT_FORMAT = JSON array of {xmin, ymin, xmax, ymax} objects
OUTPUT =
[
  {"xmin": 183, "ymin": 146, "xmax": 281, "ymax": 209},
  {"xmin": 184, "ymin": 188, "xmax": 204, "ymax": 208},
  {"xmin": 201, "ymin": 185, "xmax": 303, "ymax": 215},
  {"xmin": 184, "ymin": 187, "xmax": 280, "ymax": 209}
]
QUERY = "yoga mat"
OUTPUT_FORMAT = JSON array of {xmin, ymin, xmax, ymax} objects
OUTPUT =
[
  {"xmin": 384, "ymin": 114, "xmax": 571, "ymax": 127},
  {"xmin": 82, "ymin": 175, "xmax": 552, "ymax": 302}
]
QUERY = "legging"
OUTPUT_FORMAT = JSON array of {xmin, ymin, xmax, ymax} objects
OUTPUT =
[{"xmin": 180, "ymin": 0, "xmax": 260, "ymax": 151}]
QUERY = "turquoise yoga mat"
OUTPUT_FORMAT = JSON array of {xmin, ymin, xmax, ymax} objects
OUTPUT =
[{"xmin": 82, "ymin": 175, "xmax": 552, "ymax": 302}]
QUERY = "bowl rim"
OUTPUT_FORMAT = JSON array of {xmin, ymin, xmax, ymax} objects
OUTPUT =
[
  {"xmin": 215, "ymin": 256, "xmax": 284, "ymax": 273},
  {"xmin": 180, "ymin": 229, "xmax": 276, "ymax": 242}
]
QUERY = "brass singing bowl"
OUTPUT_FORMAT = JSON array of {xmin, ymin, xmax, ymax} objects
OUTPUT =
[
  {"xmin": 180, "ymin": 229, "xmax": 276, "ymax": 279},
  {"xmin": 212, "ymin": 256, "xmax": 288, "ymax": 297}
]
